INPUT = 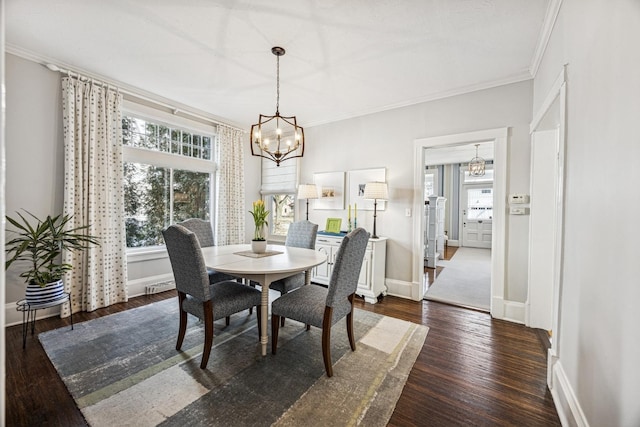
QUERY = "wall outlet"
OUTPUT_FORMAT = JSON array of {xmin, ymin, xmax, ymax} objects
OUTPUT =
[{"xmin": 405, "ymin": 208, "xmax": 411, "ymax": 217}]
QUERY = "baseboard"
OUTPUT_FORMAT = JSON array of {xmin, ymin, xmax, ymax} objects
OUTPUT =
[
  {"xmin": 491, "ymin": 296, "xmax": 526, "ymax": 324},
  {"xmin": 385, "ymin": 279, "xmax": 422, "ymax": 301},
  {"xmin": 4, "ymin": 274, "xmax": 175, "ymax": 327},
  {"xmin": 5, "ymin": 301, "xmax": 63, "ymax": 327},
  {"xmin": 550, "ymin": 360, "xmax": 589, "ymax": 427}
]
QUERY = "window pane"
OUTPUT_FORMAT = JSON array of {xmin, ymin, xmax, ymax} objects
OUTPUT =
[
  {"xmin": 466, "ymin": 188, "xmax": 493, "ymax": 220},
  {"xmin": 124, "ymin": 162, "xmax": 170, "ymax": 247},
  {"xmin": 128, "ymin": 118, "xmax": 146, "ymax": 148},
  {"xmin": 464, "ymin": 169, "xmax": 493, "ymax": 183},
  {"xmin": 158, "ymin": 125, "xmax": 170, "ymax": 152},
  {"xmin": 181, "ymin": 132, "xmax": 192, "ymax": 157},
  {"xmin": 269, "ymin": 194, "xmax": 295, "ymax": 237},
  {"xmin": 173, "ymin": 170, "xmax": 210, "ymax": 222},
  {"xmin": 171, "ymin": 129, "xmax": 181, "ymax": 154}
]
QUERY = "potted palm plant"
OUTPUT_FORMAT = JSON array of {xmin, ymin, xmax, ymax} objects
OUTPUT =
[
  {"xmin": 5, "ymin": 211, "xmax": 100, "ymax": 303},
  {"xmin": 248, "ymin": 199, "xmax": 269, "ymax": 253}
]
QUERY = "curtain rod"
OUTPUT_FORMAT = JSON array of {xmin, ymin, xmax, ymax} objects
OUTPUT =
[{"xmin": 44, "ymin": 63, "xmax": 245, "ymax": 132}]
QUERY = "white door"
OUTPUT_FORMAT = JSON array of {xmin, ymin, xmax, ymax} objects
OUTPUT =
[
  {"xmin": 461, "ymin": 185, "xmax": 493, "ymax": 248},
  {"xmin": 527, "ymin": 129, "xmax": 559, "ymax": 330}
]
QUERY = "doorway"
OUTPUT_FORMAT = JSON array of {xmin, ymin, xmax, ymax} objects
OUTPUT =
[
  {"xmin": 412, "ymin": 128, "xmax": 509, "ymax": 320},
  {"xmin": 421, "ymin": 143, "xmax": 494, "ymax": 311}
]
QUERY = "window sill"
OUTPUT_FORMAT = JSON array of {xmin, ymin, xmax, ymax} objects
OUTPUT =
[{"xmin": 126, "ymin": 247, "xmax": 168, "ymax": 263}]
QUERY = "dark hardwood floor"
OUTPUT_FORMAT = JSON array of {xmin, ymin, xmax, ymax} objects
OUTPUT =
[{"xmin": 5, "ymin": 289, "xmax": 560, "ymax": 426}]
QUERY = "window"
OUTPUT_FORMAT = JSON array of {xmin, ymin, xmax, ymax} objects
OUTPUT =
[
  {"xmin": 261, "ymin": 158, "xmax": 298, "ymax": 239},
  {"xmin": 122, "ymin": 115, "xmax": 216, "ymax": 248}
]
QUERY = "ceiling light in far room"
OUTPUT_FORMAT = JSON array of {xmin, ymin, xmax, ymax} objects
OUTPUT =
[
  {"xmin": 469, "ymin": 143, "xmax": 486, "ymax": 177},
  {"xmin": 250, "ymin": 47, "xmax": 304, "ymax": 167}
]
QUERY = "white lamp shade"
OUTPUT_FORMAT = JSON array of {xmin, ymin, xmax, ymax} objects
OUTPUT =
[
  {"xmin": 297, "ymin": 184, "xmax": 319, "ymax": 199},
  {"xmin": 363, "ymin": 182, "xmax": 388, "ymax": 200}
]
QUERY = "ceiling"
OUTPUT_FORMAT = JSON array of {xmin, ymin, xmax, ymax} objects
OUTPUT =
[{"xmin": 5, "ymin": 0, "xmax": 549, "ymax": 129}]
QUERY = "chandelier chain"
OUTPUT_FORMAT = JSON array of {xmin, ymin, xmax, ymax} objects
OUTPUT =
[{"xmin": 275, "ymin": 55, "xmax": 280, "ymax": 114}]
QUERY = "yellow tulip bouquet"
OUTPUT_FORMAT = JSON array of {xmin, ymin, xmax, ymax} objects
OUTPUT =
[{"xmin": 249, "ymin": 199, "xmax": 269, "ymax": 241}]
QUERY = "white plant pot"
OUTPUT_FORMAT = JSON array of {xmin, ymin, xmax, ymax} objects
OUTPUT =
[
  {"xmin": 25, "ymin": 279, "xmax": 65, "ymax": 304},
  {"xmin": 251, "ymin": 240, "xmax": 267, "ymax": 254}
]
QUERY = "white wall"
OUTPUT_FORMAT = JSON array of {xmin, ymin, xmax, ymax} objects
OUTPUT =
[
  {"xmin": 534, "ymin": 0, "xmax": 640, "ymax": 425},
  {"xmin": 301, "ymin": 81, "xmax": 533, "ymax": 303},
  {"xmin": 5, "ymin": 54, "xmax": 64, "ymax": 303}
]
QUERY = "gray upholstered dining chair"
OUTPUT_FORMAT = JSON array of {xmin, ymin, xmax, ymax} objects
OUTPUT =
[
  {"xmin": 272, "ymin": 220, "xmax": 318, "ymax": 292},
  {"xmin": 163, "ymin": 224, "xmax": 262, "ymax": 369},
  {"xmin": 178, "ymin": 218, "xmax": 237, "ymax": 284},
  {"xmin": 271, "ymin": 227, "xmax": 369, "ymax": 377}
]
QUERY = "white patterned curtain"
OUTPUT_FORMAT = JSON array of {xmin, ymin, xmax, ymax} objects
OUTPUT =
[
  {"xmin": 216, "ymin": 125, "xmax": 245, "ymax": 245},
  {"xmin": 61, "ymin": 77, "xmax": 128, "ymax": 315}
]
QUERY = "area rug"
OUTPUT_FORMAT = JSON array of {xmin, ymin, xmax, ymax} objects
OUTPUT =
[
  {"xmin": 425, "ymin": 247, "xmax": 491, "ymax": 311},
  {"xmin": 39, "ymin": 297, "xmax": 428, "ymax": 426}
]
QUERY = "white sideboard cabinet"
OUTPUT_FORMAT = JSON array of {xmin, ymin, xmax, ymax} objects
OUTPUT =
[{"xmin": 311, "ymin": 233, "xmax": 387, "ymax": 304}]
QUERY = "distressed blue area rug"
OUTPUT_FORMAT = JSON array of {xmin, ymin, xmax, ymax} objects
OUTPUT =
[{"xmin": 39, "ymin": 298, "xmax": 428, "ymax": 426}]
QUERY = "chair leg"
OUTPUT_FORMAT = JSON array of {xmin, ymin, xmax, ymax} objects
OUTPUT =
[
  {"xmin": 176, "ymin": 292, "xmax": 187, "ymax": 351},
  {"xmin": 200, "ymin": 300, "xmax": 214, "ymax": 369},
  {"xmin": 271, "ymin": 313, "xmax": 280, "ymax": 354},
  {"xmin": 322, "ymin": 307, "xmax": 334, "ymax": 377},
  {"xmin": 347, "ymin": 294, "xmax": 356, "ymax": 351},
  {"xmin": 256, "ymin": 305, "xmax": 262, "ymax": 341},
  {"xmin": 280, "ymin": 290, "xmax": 286, "ymax": 327}
]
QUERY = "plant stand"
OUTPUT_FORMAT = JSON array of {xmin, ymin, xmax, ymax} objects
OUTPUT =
[{"xmin": 16, "ymin": 293, "xmax": 73, "ymax": 349}]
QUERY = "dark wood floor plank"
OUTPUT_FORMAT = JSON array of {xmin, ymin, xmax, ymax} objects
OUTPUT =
[{"xmin": 5, "ymin": 290, "xmax": 560, "ymax": 426}]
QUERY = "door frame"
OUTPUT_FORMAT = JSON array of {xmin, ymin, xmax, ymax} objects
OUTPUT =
[
  {"xmin": 413, "ymin": 128, "xmax": 508, "ymax": 320},
  {"xmin": 528, "ymin": 67, "xmax": 567, "ymax": 387}
]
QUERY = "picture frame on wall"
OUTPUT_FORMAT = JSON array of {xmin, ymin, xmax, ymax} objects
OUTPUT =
[
  {"xmin": 347, "ymin": 168, "xmax": 386, "ymax": 211},
  {"xmin": 313, "ymin": 171, "xmax": 345, "ymax": 210}
]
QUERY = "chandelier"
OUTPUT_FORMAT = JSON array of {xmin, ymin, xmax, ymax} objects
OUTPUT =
[
  {"xmin": 250, "ymin": 47, "xmax": 304, "ymax": 167},
  {"xmin": 468, "ymin": 143, "xmax": 486, "ymax": 177}
]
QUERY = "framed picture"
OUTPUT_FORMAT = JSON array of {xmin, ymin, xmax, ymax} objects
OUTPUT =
[
  {"xmin": 325, "ymin": 218, "xmax": 342, "ymax": 233},
  {"xmin": 313, "ymin": 171, "xmax": 345, "ymax": 210},
  {"xmin": 347, "ymin": 168, "xmax": 386, "ymax": 211}
]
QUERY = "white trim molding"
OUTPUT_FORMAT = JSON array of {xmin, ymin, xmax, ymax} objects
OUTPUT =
[
  {"xmin": 413, "ymin": 128, "xmax": 509, "ymax": 321},
  {"xmin": 550, "ymin": 360, "xmax": 590, "ymax": 427},
  {"xmin": 529, "ymin": 0, "xmax": 564, "ymax": 77},
  {"xmin": 529, "ymin": 66, "xmax": 567, "ymax": 391},
  {"xmin": 384, "ymin": 278, "xmax": 416, "ymax": 300}
]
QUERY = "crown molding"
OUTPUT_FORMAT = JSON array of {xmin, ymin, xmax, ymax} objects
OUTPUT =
[{"xmin": 529, "ymin": 0, "xmax": 564, "ymax": 78}]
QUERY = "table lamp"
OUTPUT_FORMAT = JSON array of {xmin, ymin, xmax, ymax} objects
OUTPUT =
[
  {"xmin": 363, "ymin": 182, "xmax": 388, "ymax": 239},
  {"xmin": 297, "ymin": 184, "xmax": 318, "ymax": 220}
]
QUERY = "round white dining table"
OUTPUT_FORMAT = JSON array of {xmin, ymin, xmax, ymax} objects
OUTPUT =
[{"xmin": 200, "ymin": 244, "xmax": 327, "ymax": 356}]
